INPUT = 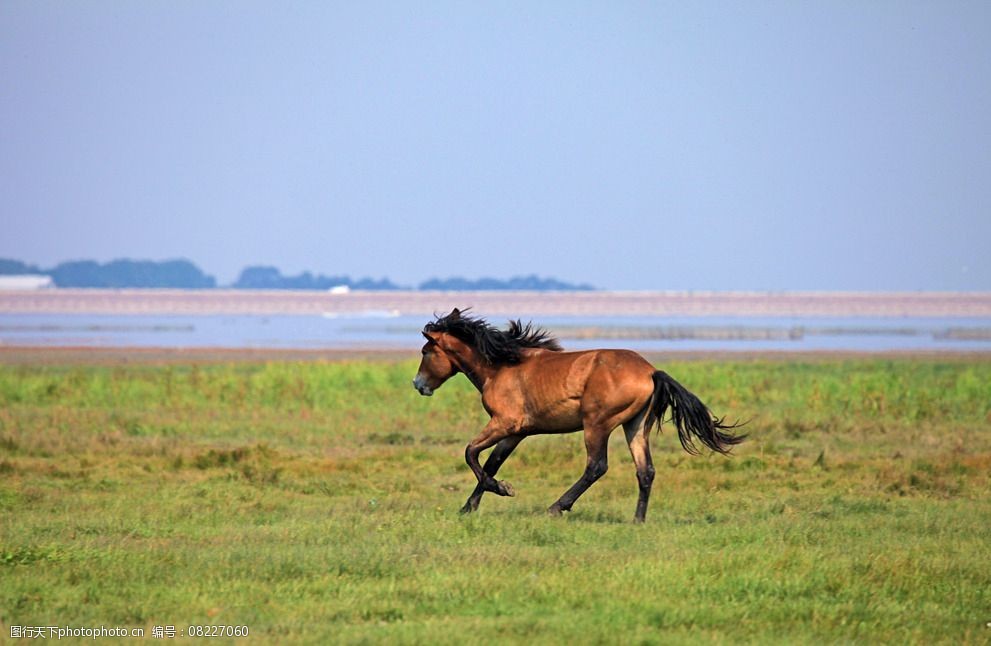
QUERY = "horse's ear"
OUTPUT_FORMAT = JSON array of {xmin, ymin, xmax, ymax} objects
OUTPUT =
[
  {"xmin": 422, "ymin": 331, "xmax": 440, "ymax": 345},
  {"xmin": 450, "ymin": 308, "xmax": 461, "ymax": 320}
]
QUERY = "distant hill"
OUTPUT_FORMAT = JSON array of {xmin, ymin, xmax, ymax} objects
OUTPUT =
[
  {"xmin": 0, "ymin": 258, "xmax": 215, "ymax": 288},
  {"xmin": 0, "ymin": 259, "xmax": 44, "ymax": 275},
  {"xmin": 419, "ymin": 275, "xmax": 594, "ymax": 291},
  {"xmin": 232, "ymin": 266, "xmax": 400, "ymax": 290},
  {"xmin": 0, "ymin": 258, "xmax": 594, "ymax": 291},
  {"xmin": 52, "ymin": 259, "xmax": 217, "ymax": 288},
  {"xmin": 232, "ymin": 268, "xmax": 594, "ymax": 291}
]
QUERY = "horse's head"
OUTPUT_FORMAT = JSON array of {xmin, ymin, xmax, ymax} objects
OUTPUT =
[
  {"xmin": 413, "ymin": 307, "xmax": 561, "ymax": 395},
  {"xmin": 413, "ymin": 328, "xmax": 460, "ymax": 396},
  {"xmin": 413, "ymin": 308, "xmax": 468, "ymax": 396}
]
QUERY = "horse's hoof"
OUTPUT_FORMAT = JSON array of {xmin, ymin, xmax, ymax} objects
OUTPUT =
[
  {"xmin": 547, "ymin": 504, "xmax": 563, "ymax": 517},
  {"xmin": 497, "ymin": 480, "xmax": 516, "ymax": 497},
  {"xmin": 459, "ymin": 503, "xmax": 476, "ymax": 515}
]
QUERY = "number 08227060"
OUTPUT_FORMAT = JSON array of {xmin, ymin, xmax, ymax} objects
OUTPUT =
[{"xmin": 186, "ymin": 625, "xmax": 249, "ymax": 638}]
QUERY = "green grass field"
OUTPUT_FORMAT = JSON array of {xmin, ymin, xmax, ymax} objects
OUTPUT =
[{"xmin": 1, "ymin": 356, "xmax": 989, "ymax": 644}]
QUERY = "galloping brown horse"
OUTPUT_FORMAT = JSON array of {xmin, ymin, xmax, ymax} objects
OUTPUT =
[{"xmin": 413, "ymin": 308, "xmax": 745, "ymax": 523}]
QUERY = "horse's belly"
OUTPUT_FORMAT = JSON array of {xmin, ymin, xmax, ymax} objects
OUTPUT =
[{"xmin": 525, "ymin": 397, "xmax": 583, "ymax": 432}]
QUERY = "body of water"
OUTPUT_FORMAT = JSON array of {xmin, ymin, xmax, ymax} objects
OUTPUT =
[{"xmin": 2, "ymin": 313, "xmax": 990, "ymax": 352}]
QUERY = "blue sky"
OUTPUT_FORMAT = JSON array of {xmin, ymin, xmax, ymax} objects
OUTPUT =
[{"xmin": 2, "ymin": 2, "xmax": 989, "ymax": 290}]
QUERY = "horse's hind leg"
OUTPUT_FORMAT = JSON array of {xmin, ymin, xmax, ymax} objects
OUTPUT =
[
  {"xmin": 547, "ymin": 427, "xmax": 610, "ymax": 516},
  {"xmin": 460, "ymin": 435, "xmax": 525, "ymax": 514},
  {"xmin": 623, "ymin": 409, "xmax": 655, "ymax": 523}
]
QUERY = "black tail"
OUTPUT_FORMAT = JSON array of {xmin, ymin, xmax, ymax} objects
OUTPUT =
[{"xmin": 645, "ymin": 371, "xmax": 747, "ymax": 455}]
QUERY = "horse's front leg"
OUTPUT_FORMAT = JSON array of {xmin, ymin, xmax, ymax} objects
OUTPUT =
[
  {"xmin": 464, "ymin": 421, "xmax": 519, "ymax": 499},
  {"xmin": 460, "ymin": 435, "xmax": 525, "ymax": 514}
]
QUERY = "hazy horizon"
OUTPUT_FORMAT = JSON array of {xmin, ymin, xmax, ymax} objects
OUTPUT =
[
  {"xmin": 3, "ymin": 3, "xmax": 989, "ymax": 290},
  {"xmin": 2, "ymin": 254, "xmax": 991, "ymax": 293}
]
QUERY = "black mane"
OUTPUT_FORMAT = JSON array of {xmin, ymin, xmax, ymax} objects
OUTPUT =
[{"xmin": 423, "ymin": 310, "xmax": 563, "ymax": 365}]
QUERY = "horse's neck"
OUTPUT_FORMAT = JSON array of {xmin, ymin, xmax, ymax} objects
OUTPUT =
[
  {"xmin": 461, "ymin": 346, "xmax": 552, "ymax": 391},
  {"xmin": 456, "ymin": 346, "xmax": 499, "ymax": 392}
]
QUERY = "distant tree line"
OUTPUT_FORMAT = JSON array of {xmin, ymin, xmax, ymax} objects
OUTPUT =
[
  {"xmin": 232, "ymin": 266, "xmax": 399, "ymax": 290},
  {"xmin": 0, "ymin": 258, "xmax": 215, "ymax": 288},
  {"xmin": 0, "ymin": 258, "xmax": 594, "ymax": 291},
  {"xmin": 418, "ymin": 275, "xmax": 594, "ymax": 291}
]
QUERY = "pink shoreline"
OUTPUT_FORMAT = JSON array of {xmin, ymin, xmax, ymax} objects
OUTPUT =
[{"xmin": 2, "ymin": 289, "xmax": 990, "ymax": 317}]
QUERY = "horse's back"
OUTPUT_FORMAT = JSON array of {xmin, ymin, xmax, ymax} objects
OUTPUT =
[
  {"xmin": 520, "ymin": 347, "xmax": 654, "ymax": 388},
  {"xmin": 579, "ymin": 349, "xmax": 656, "ymax": 412}
]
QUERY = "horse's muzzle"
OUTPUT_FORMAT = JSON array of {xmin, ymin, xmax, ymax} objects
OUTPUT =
[{"xmin": 412, "ymin": 375, "xmax": 433, "ymax": 397}]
